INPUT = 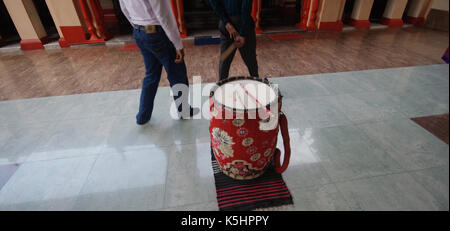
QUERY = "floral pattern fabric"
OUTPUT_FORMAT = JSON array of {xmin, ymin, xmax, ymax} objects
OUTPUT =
[{"xmin": 210, "ymin": 96, "xmax": 280, "ymax": 180}]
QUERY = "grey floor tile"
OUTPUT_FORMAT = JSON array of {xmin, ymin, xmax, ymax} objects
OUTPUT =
[
  {"xmin": 28, "ymin": 117, "xmax": 116, "ymax": 162},
  {"xmin": 0, "ymin": 122, "xmax": 56, "ymax": 165},
  {"xmin": 279, "ymin": 129, "xmax": 332, "ymax": 188},
  {"xmin": 336, "ymin": 172, "xmax": 443, "ymax": 211},
  {"xmin": 0, "ymin": 156, "xmax": 96, "ymax": 211},
  {"xmin": 102, "ymin": 115, "xmax": 174, "ymax": 152},
  {"xmin": 314, "ymin": 72, "xmax": 371, "ymax": 95},
  {"xmin": 275, "ymin": 77, "xmax": 333, "ymax": 99},
  {"xmin": 0, "ymin": 124, "xmax": 14, "ymax": 142},
  {"xmin": 358, "ymin": 119, "xmax": 449, "ymax": 170},
  {"xmin": 103, "ymin": 116, "xmax": 211, "ymax": 153},
  {"xmin": 332, "ymin": 92, "xmax": 405, "ymax": 124},
  {"xmin": 0, "ymin": 164, "xmax": 19, "ymax": 190},
  {"xmin": 281, "ymin": 98, "xmax": 310, "ymax": 131},
  {"xmin": 394, "ymin": 65, "xmax": 449, "ymax": 86},
  {"xmin": 388, "ymin": 84, "xmax": 449, "ymax": 118},
  {"xmin": 116, "ymin": 90, "xmax": 141, "ymax": 116},
  {"xmin": 384, "ymin": 150, "xmax": 448, "ymax": 171},
  {"xmin": 294, "ymin": 96, "xmax": 352, "ymax": 129},
  {"xmin": 63, "ymin": 92, "xmax": 132, "ymax": 120},
  {"xmin": 73, "ymin": 147, "xmax": 169, "ymax": 211},
  {"xmin": 410, "ymin": 166, "xmax": 449, "ymax": 211},
  {"xmin": 289, "ymin": 184, "xmax": 351, "ymax": 211},
  {"xmin": 0, "ymin": 64, "xmax": 448, "ymax": 211},
  {"xmin": 304, "ymin": 125, "xmax": 403, "ymax": 182},
  {"xmin": 162, "ymin": 201, "xmax": 218, "ymax": 211},
  {"xmin": 164, "ymin": 142, "xmax": 217, "ymax": 208},
  {"xmin": 0, "ymin": 98, "xmax": 59, "ymax": 125},
  {"xmin": 421, "ymin": 84, "xmax": 449, "ymax": 107},
  {"xmin": 362, "ymin": 69, "xmax": 426, "ymax": 92},
  {"xmin": 342, "ymin": 70, "xmax": 385, "ymax": 92}
]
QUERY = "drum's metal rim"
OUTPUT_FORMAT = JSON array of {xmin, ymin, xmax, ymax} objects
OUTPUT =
[{"xmin": 210, "ymin": 76, "xmax": 282, "ymax": 113}]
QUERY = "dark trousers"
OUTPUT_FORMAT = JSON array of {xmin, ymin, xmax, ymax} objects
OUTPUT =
[
  {"xmin": 133, "ymin": 27, "xmax": 189, "ymax": 123},
  {"xmin": 219, "ymin": 16, "xmax": 259, "ymax": 80}
]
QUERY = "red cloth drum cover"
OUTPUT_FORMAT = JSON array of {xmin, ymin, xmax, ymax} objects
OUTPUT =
[{"xmin": 209, "ymin": 76, "xmax": 290, "ymax": 180}]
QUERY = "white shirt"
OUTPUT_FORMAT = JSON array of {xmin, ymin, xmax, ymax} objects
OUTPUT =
[{"xmin": 119, "ymin": 0, "xmax": 183, "ymax": 50}]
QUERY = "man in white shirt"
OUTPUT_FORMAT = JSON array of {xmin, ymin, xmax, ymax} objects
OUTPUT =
[{"xmin": 119, "ymin": 0, "xmax": 198, "ymax": 125}]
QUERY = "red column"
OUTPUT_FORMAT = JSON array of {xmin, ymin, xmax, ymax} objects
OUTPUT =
[
  {"xmin": 170, "ymin": 0, "xmax": 187, "ymax": 38},
  {"xmin": 296, "ymin": 0, "xmax": 320, "ymax": 31},
  {"xmin": 61, "ymin": 0, "xmax": 110, "ymax": 47},
  {"xmin": 252, "ymin": 0, "xmax": 263, "ymax": 34}
]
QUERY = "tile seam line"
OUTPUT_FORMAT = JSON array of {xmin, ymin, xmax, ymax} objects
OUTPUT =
[
  {"xmin": 286, "ymin": 127, "xmax": 337, "ymax": 203},
  {"xmin": 268, "ymin": 64, "xmax": 449, "ymax": 81},
  {"xmin": 0, "ymin": 64, "xmax": 447, "ymax": 103},
  {"xmin": 71, "ymin": 153, "xmax": 102, "ymax": 210},
  {"xmin": 162, "ymin": 200, "xmax": 218, "ymax": 211},
  {"xmin": 14, "ymin": 152, "xmax": 101, "ymax": 165},
  {"xmin": 348, "ymin": 115, "xmax": 409, "ymax": 173},
  {"xmin": 406, "ymin": 166, "xmax": 450, "ymax": 211},
  {"xmin": 96, "ymin": 140, "xmax": 213, "ymax": 157},
  {"xmin": 330, "ymin": 164, "xmax": 449, "ymax": 185},
  {"xmin": 162, "ymin": 145, "xmax": 170, "ymax": 209}
]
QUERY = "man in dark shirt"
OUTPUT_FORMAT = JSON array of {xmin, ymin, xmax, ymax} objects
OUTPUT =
[{"xmin": 209, "ymin": 0, "xmax": 259, "ymax": 80}]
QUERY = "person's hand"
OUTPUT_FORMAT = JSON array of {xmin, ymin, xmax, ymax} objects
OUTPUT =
[
  {"xmin": 225, "ymin": 23, "xmax": 239, "ymax": 40},
  {"xmin": 234, "ymin": 36, "xmax": 246, "ymax": 48},
  {"xmin": 175, "ymin": 49, "xmax": 185, "ymax": 63}
]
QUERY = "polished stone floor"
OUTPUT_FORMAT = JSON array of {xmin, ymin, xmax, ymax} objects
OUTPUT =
[
  {"xmin": 0, "ymin": 64, "xmax": 448, "ymax": 211},
  {"xmin": 0, "ymin": 27, "xmax": 448, "ymax": 101}
]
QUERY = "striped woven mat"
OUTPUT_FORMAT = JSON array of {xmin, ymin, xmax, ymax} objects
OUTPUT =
[{"xmin": 211, "ymin": 149, "xmax": 294, "ymax": 211}]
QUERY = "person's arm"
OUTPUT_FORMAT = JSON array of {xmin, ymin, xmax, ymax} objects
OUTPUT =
[
  {"xmin": 239, "ymin": 0, "xmax": 253, "ymax": 38},
  {"xmin": 209, "ymin": 0, "xmax": 231, "ymax": 26},
  {"xmin": 148, "ymin": 0, "xmax": 183, "ymax": 50},
  {"xmin": 118, "ymin": 0, "xmax": 132, "ymax": 24},
  {"xmin": 210, "ymin": 0, "xmax": 239, "ymax": 40}
]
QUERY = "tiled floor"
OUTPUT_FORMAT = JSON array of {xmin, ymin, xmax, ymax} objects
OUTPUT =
[
  {"xmin": 0, "ymin": 27, "xmax": 448, "ymax": 101},
  {"xmin": 0, "ymin": 64, "xmax": 448, "ymax": 211}
]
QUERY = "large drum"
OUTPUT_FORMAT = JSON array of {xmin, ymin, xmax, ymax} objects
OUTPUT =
[{"xmin": 209, "ymin": 76, "xmax": 291, "ymax": 180}]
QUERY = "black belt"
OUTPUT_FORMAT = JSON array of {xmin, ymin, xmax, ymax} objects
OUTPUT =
[{"xmin": 132, "ymin": 24, "xmax": 161, "ymax": 34}]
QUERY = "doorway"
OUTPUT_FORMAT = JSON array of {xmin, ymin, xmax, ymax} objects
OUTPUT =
[
  {"xmin": 260, "ymin": 0, "xmax": 302, "ymax": 28},
  {"xmin": 402, "ymin": 0, "xmax": 413, "ymax": 23},
  {"xmin": 183, "ymin": 0, "xmax": 218, "ymax": 32},
  {"xmin": 32, "ymin": 0, "xmax": 59, "ymax": 41},
  {"xmin": 342, "ymin": 0, "xmax": 355, "ymax": 24},
  {"xmin": 112, "ymin": 0, "xmax": 133, "ymax": 35},
  {"xmin": 0, "ymin": 0, "xmax": 20, "ymax": 46},
  {"xmin": 369, "ymin": 0, "xmax": 388, "ymax": 23}
]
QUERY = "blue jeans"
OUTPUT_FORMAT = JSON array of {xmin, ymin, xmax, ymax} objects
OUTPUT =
[{"xmin": 133, "ymin": 27, "xmax": 189, "ymax": 123}]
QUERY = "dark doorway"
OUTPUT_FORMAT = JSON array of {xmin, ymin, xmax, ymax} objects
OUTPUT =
[
  {"xmin": 370, "ymin": 0, "xmax": 388, "ymax": 23},
  {"xmin": 402, "ymin": 0, "xmax": 413, "ymax": 22},
  {"xmin": 0, "ymin": 0, "xmax": 20, "ymax": 45},
  {"xmin": 260, "ymin": 0, "xmax": 302, "ymax": 28},
  {"xmin": 32, "ymin": 0, "xmax": 58, "ymax": 40},
  {"xmin": 112, "ymin": 0, "xmax": 133, "ymax": 34},
  {"xmin": 342, "ymin": 0, "xmax": 355, "ymax": 24},
  {"xmin": 183, "ymin": 0, "xmax": 218, "ymax": 31}
]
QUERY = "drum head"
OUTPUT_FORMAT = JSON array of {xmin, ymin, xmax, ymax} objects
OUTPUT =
[{"xmin": 212, "ymin": 77, "xmax": 278, "ymax": 111}]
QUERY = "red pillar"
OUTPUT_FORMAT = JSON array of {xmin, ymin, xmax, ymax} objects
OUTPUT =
[
  {"xmin": 406, "ymin": 17, "xmax": 426, "ymax": 26},
  {"xmin": 170, "ymin": 0, "xmax": 187, "ymax": 38},
  {"xmin": 296, "ymin": 0, "xmax": 320, "ymax": 31},
  {"xmin": 252, "ymin": 0, "xmax": 263, "ymax": 34},
  {"xmin": 59, "ymin": 0, "xmax": 111, "ymax": 47}
]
